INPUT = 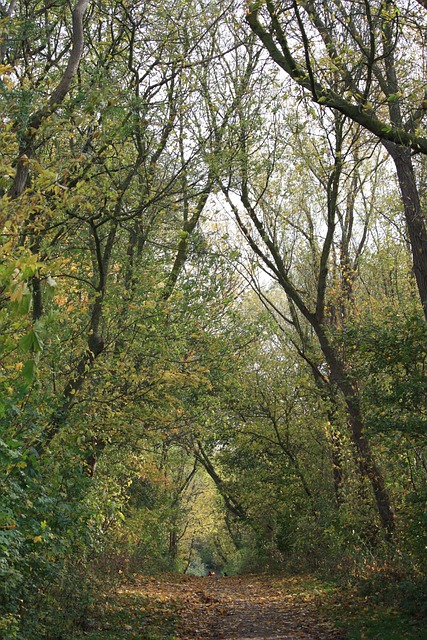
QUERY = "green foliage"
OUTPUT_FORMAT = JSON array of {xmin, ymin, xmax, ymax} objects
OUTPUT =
[
  {"xmin": 315, "ymin": 573, "xmax": 427, "ymax": 640},
  {"xmin": 0, "ymin": 0, "xmax": 426, "ymax": 636},
  {"xmin": 336, "ymin": 310, "xmax": 427, "ymax": 571},
  {"xmin": 343, "ymin": 312, "xmax": 427, "ymax": 437}
]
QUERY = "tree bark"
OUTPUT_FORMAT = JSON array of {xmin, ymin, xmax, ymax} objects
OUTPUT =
[
  {"xmin": 383, "ymin": 142, "xmax": 427, "ymax": 319},
  {"xmin": 8, "ymin": 0, "xmax": 90, "ymax": 201},
  {"xmin": 245, "ymin": 3, "xmax": 427, "ymax": 155},
  {"xmin": 195, "ymin": 441, "xmax": 247, "ymax": 520},
  {"xmin": 315, "ymin": 324, "xmax": 395, "ymax": 538},
  {"xmin": 228, "ymin": 186, "xmax": 395, "ymax": 535}
]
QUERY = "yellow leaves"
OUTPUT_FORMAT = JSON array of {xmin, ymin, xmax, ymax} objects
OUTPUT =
[
  {"xmin": 8, "ymin": 252, "xmax": 42, "ymax": 282},
  {"xmin": 9, "ymin": 281, "xmax": 29, "ymax": 304},
  {"xmin": 160, "ymin": 370, "xmax": 181, "ymax": 383},
  {"xmin": 5, "ymin": 251, "xmax": 45, "ymax": 312},
  {"xmin": 1, "ymin": 238, "xmax": 16, "ymax": 257},
  {"xmin": 158, "ymin": 367, "xmax": 210, "ymax": 393},
  {"xmin": 32, "ymin": 163, "xmax": 59, "ymax": 192},
  {"xmin": 140, "ymin": 300, "xmax": 156, "ymax": 310},
  {"xmin": 0, "ymin": 64, "xmax": 14, "ymax": 75},
  {"xmin": 0, "ymin": 63, "xmax": 14, "ymax": 90}
]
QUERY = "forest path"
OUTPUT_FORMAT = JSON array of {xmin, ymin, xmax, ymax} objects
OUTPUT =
[{"xmin": 132, "ymin": 574, "xmax": 346, "ymax": 640}]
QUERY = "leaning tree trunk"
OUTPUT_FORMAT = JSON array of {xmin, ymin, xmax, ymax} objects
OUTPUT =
[
  {"xmin": 317, "ymin": 327, "xmax": 395, "ymax": 538},
  {"xmin": 383, "ymin": 142, "xmax": 427, "ymax": 321}
]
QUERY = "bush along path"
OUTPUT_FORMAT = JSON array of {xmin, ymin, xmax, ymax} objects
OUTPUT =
[{"xmin": 78, "ymin": 574, "xmax": 346, "ymax": 640}]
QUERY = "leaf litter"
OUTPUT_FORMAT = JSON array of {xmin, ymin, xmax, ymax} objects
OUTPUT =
[{"xmin": 82, "ymin": 574, "xmax": 346, "ymax": 639}]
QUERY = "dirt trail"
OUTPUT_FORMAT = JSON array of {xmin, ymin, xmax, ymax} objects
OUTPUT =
[{"xmin": 139, "ymin": 574, "xmax": 346, "ymax": 640}]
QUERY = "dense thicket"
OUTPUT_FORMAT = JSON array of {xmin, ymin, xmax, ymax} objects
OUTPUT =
[{"xmin": 0, "ymin": 1, "xmax": 426, "ymax": 637}]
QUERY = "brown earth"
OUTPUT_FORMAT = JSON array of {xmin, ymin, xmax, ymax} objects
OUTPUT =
[{"xmin": 135, "ymin": 574, "xmax": 346, "ymax": 640}]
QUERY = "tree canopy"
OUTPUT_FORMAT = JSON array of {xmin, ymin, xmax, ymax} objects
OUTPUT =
[{"xmin": 0, "ymin": 1, "xmax": 426, "ymax": 638}]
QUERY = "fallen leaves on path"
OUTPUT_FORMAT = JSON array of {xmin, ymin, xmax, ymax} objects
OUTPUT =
[
  {"xmin": 178, "ymin": 575, "xmax": 345, "ymax": 639},
  {"xmin": 98, "ymin": 574, "xmax": 346, "ymax": 640}
]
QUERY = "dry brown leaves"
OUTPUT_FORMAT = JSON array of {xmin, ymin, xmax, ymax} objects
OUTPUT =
[{"xmin": 131, "ymin": 574, "xmax": 346, "ymax": 640}]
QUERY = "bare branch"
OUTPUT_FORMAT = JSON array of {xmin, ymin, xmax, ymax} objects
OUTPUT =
[{"xmin": 8, "ymin": 0, "xmax": 90, "ymax": 200}]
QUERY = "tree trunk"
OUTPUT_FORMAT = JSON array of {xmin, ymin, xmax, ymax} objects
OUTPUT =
[
  {"xmin": 169, "ymin": 529, "xmax": 178, "ymax": 560},
  {"xmin": 384, "ymin": 142, "xmax": 427, "ymax": 320},
  {"xmin": 317, "ymin": 329, "xmax": 395, "ymax": 538},
  {"xmin": 330, "ymin": 425, "xmax": 345, "ymax": 507},
  {"xmin": 8, "ymin": 0, "xmax": 90, "ymax": 202}
]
